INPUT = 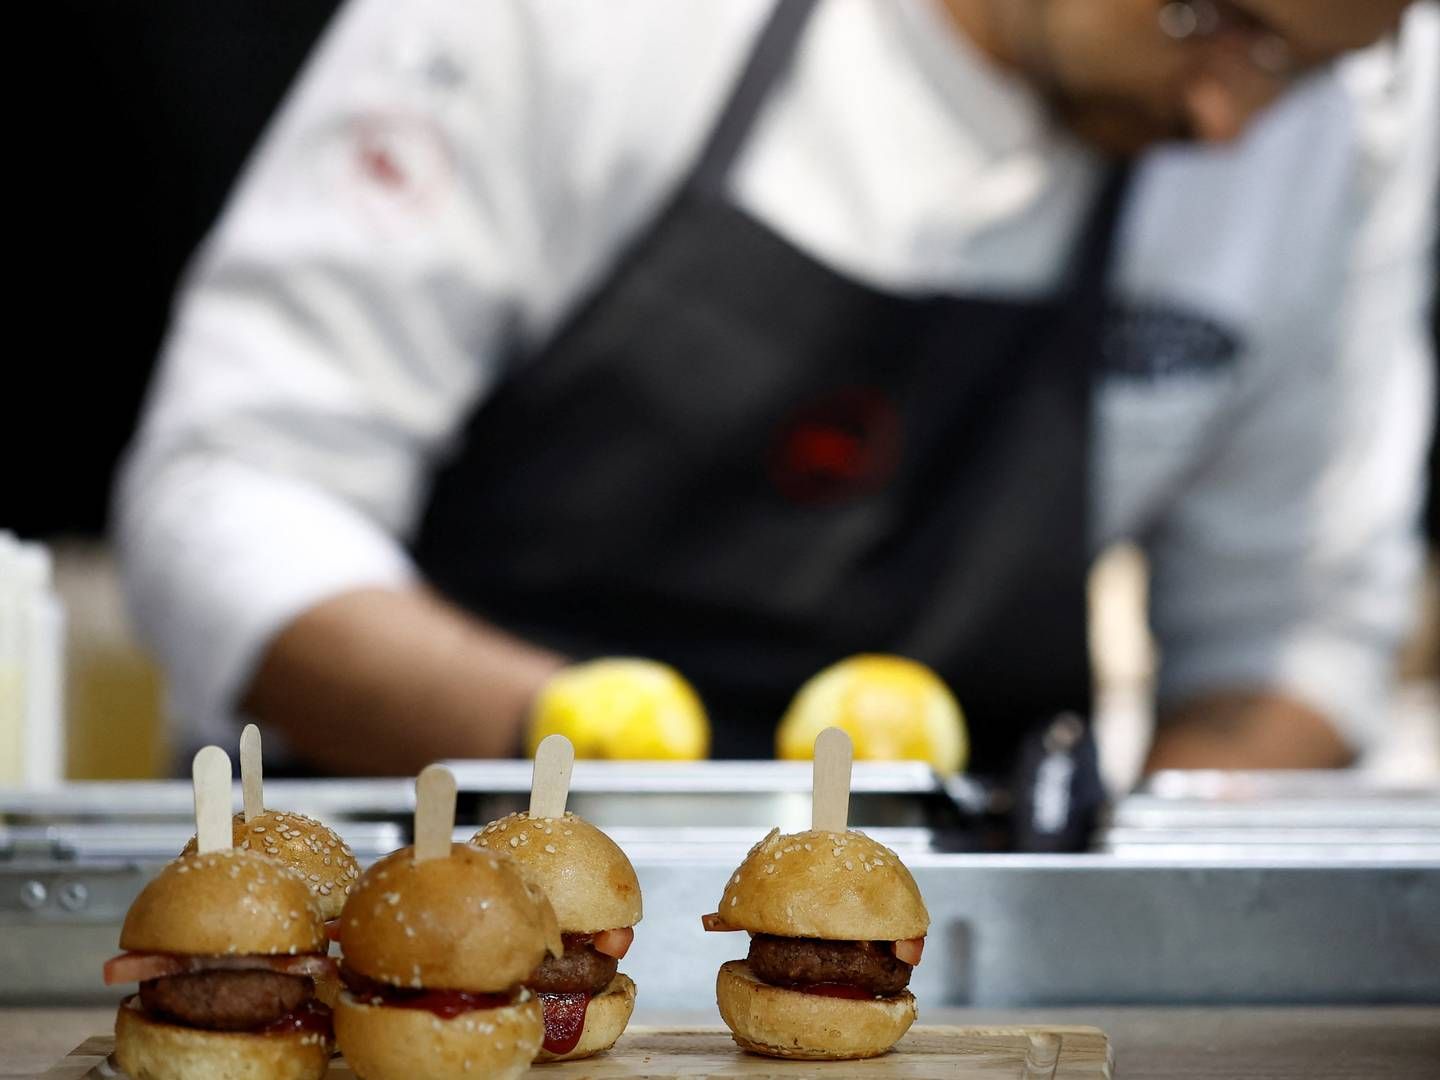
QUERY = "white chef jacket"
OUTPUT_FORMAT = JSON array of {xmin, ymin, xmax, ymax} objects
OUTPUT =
[{"xmin": 116, "ymin": 0, "xmax": 1439, "ymax": 753}]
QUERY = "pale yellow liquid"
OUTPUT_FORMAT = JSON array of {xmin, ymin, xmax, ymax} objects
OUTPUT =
[{"xmin": 65, "ymin": 646, "xmax": 167, "ymax": 779}]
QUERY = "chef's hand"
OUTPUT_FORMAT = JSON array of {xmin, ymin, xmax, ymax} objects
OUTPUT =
[
  {"xmin": 527, "ymin": 658, "xmax": 711, "ymax": 760},
  {"xmin": 776, "ymin": 655, "xmax": 968, "ymax": 773},
  {"xmin": 1145, "ymin": 691, "xmax": 1354, "ymax": 772}
]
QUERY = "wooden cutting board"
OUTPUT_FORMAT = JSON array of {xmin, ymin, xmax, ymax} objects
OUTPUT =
[{"xmin": 42, "ymin": 1024, "xmax": 1111, "ymax": 1078}]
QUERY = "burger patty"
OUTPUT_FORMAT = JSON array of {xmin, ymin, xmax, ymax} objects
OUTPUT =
[
  {"xmin": 526, "ymin": 935, "xmax": 618, "ymax": 995},
  {"xmin": 139, "ymin": 969, "xmax": 313, "ymax": 1030},
  {"xmin": 747, "ymin": 935, "xmax": 913, "ymax": 996}
]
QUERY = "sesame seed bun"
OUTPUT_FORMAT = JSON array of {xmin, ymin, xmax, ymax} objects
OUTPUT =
[
  {"xmin": 338, "ymin": 843, "xmax": 561, "ymax": 993},
  {"xmin": 717, "ymin": 829, "xmax": 929, "ymax": 941},
  {"xmin": 114, "ymin": 996, "xmax": 331, "ymax": 1080},
  {"xmin": 334, "ymin": 990, "xmax": 542, "ymax": 1080},
  {"xmin": 183, "ymin": 810, "xmax": 362, "ymax": 921},
  {"xmin": 716, "ymin": 960, "xmax": 916, "ymax": 1060},
  {"xmin": 535, "ymin": 973, "xmax": 637, "ymax": 1063},
  {"xmin": 120, "ymin": 849, "xmax": 325, "ymax": 956},
  {"xmin": 471, "ymin": 812, "xmax": 642, "ymax": 932}
]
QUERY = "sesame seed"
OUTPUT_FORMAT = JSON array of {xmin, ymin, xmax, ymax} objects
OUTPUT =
[
  {"xmin": 844, "ymin": 861, "xmax": 853, "ymax": 870},
  {"xmin": 544, "ymin": 845, "xmax": 556, "ymax": 854}
]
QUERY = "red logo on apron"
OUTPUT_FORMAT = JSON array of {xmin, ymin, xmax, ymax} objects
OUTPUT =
[{"xmin": 770, "ymin": 387, "xmax": 901, "ymax": 504}]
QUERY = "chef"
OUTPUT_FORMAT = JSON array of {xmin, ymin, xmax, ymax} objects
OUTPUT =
[{"xmin": 117, "ymin": 0, "xmax": 1437, "ymax": 776}]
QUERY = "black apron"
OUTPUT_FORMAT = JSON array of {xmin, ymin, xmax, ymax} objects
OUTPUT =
[{"xmin": 413, "ymin": 0, "xmax": 1129, "ymax": 777}]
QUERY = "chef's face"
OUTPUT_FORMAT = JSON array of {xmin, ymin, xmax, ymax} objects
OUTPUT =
[{"xmin": 966, "ymin": 0, "xmax": 1411, "ymax": 154}]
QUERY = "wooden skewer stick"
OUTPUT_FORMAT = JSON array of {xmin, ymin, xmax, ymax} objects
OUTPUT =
[
  {"xmin": 811, "ymin": 726, "xmax": 853, "ymax": 834},
  {"xmin": 192, "ymin": 746, "xmax": 234, "ymax": 854},
  {"xmin": 529, "ymin": 734, "xmax": 575, "ymax": 819},
  {"xmin": 414, "ymin": 764, "xmax": 457, "ymax": 863},
  {"xmin": 239, "ymin": 723, "xmax": 264, "ymax": 823}
]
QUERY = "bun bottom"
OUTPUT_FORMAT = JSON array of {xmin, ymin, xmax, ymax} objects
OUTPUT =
[
  {"xmin": 715, "ymin": 960, "xmax": 916, "ymax": 1060},
  {"xmin": 114, "ymin": 998, "xmax": 331, "ymax": 1080},
  {"xmin": 334, "ymin": 990, "xmax": 542, "ymax": 1080},
  {"xmin": 535, "ymin": 972, "xmax": 637, "ymax": 1062}
]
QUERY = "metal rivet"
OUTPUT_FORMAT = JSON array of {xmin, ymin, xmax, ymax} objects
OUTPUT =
[
  {"xmin": 19, "ymin": 880, "xmax": 47, "ymax": 909},
  {"xmin": 58, "ymin": 882, "xmax": 89, "ymax": 911}
]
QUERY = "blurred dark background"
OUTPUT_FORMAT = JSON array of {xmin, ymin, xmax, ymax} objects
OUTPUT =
[
  {"xmin": 13, "ymin": 1, "xmax": 1440, "ymax": 549},
  {"xmin": 20, "ymin": 1, "xmax": 342, "ymax": 539}
]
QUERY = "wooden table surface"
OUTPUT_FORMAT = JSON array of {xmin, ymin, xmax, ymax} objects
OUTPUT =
[{"xmin": 6, "ymin": 1006, "xmax": 1437, "ymax": 1079}]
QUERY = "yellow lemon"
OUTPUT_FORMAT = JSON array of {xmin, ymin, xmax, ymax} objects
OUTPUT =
[
  {"xmin": 527, "ymin": 658, "xmax": 710, "ymax": 760},
  {"xmin": 776, "ymin": 654, "xmax": 967, "ymax": 773}
]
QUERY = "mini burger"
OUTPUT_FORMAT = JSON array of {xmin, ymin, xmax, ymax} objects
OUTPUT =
[
  {"xmin": 334, "ymin": 842, "xmax": 562, "ymax": 1080},
  {"xmin": 184, "ymin": 808, "xmax": 362, "ymax": 1007},
  {"xmin": 702, "ymin": 828, "xmax": 929, "ymax": 1060},
  {"xmin": 184, "ymin": 809, "xmax": 362, "ymax": 926},
  {"xmin": 472, "ymin": 811, "xmax": 641, "ymax": 1061},
  {"xmin": 103, "ymin": 849, "xmax": 335, "ymax": 1080}
]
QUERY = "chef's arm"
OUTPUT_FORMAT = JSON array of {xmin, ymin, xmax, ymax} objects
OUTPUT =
[
  {"xmin": 239, "ymin": 587, "xmax": 566, "ymax": 775},
  {"xmin": 1144, "ymin": 691, "xmax": 1353, "ymax": 772}
]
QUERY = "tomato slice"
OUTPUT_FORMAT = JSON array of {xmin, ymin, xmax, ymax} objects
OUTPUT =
[
  {"xmin": 325, "ymin": 918, "xmax": 342, "ymax": 942},
  {"xmin": 104, "ymin": 953, "xmax": 183, "ymax": 985},
  {"xmin": 701, "ymin": 912, "xmax": 742, "ymax": 932},
  {"xmin": 102, "ymin": 951, "xmax": 336, "ymax": 986},
  {"xmin": 591, "ymin": 927, "xmax": 634, "ymax": 960},
  {"xmin": 894, "ymin": 937, "xmax": 925, "ymax": 967}
]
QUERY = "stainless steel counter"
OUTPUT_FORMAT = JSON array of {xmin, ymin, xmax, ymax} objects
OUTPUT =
[{"xmin": 3, "ymin": 766, "xmax": 1437, "ymax": 1006}]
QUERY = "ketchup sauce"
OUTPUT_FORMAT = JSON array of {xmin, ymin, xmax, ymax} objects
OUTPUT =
[
  {"xmin": 540, "ymin": 992, "xmax": 591, "ymax": 1055},
  {"xmin": 340, "ymin": 967, "xmax": 513, "ymax": 1019},
  {"xmin": 390, "ymin": 989, "xmax": 514, "ymax": 1019},
  {"xmin": 257, "ymin": 999, "xmax": 334, "ymax": 1038},
  {"xmin": 798, "ymin": 983, "xmax": 876, "ymax": 1000}
]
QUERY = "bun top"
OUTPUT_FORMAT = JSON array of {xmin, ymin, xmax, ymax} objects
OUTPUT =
[
  {"xmin": 339, "ymin": 843, "xmax": 562, "ymax": 993},
  {"xmin": 182, "ymin": 810, "xmax": 362, "ymax": 920},
  {"xmin": 121, "ymin": 848, "xmax": 326, "ymax": 956},
  {"xmin": 471, "ymin": 812, "xmax": 642, "ymax": 932},
  {"xmin": 718, "ymin": 829, "xmax": 929, "ymax": 941}
]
